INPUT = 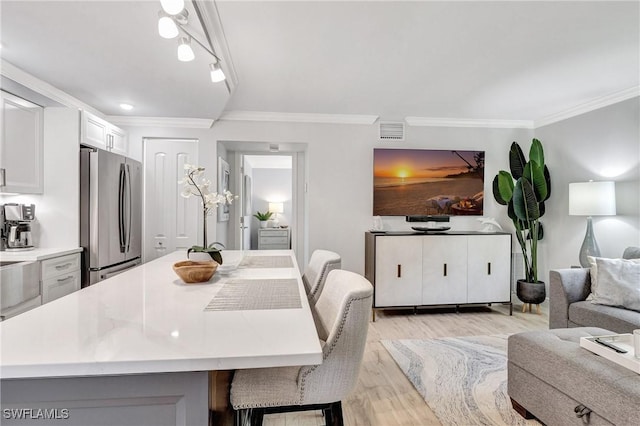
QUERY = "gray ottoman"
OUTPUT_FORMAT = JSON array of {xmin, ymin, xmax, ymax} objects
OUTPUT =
[{"xmin": 508, "ymin": 328, "xmax": 640, "ymax": 425}]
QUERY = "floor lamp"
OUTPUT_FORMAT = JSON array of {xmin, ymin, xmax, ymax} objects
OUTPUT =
[{"xmin": 569, "ymin": 181, "xmax": 616, "ymax": 267}]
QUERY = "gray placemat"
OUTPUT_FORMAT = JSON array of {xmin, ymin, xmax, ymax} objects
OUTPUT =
[
  {"xmin": 204, "ymin": 279, "xmax": 301, "ymax": 311},
  {"xmin": 238, "ymin": 255, "xmax": 294, "ymax": 269}
]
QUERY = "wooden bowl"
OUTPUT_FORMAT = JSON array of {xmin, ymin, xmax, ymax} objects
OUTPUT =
[{"xmin": 173, "ymin": 260, "xmax": 218, "ymax": 283}]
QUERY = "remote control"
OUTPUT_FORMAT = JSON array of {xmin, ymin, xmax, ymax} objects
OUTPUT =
[{"xmin": 594, "ymin": 338, "xmax": 628, "ymax": 353}]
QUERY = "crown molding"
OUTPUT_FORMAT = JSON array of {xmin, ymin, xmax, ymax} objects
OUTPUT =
[
  {"xmin": 106, "ymin": 116, "xmax": 214, "ymax": 129},
  {"xmin": 534, "ymin": 86, "xmax": 640, "ymax": 128},
  {"xmin": 405, "ymin": 116, "xmax": 534, "ymax": 129},
  {"xmin": 220, "ymin": 110, "xmax": 379, "ymax": 125},
  {"xmin": 1, "ymin": 59, "xmax": 103, "ymax": 116}
]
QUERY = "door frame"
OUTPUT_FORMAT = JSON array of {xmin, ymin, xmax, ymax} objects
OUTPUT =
[{"xmin": 224, "ymin": 146, "xmax": 307, "ymax": 268}]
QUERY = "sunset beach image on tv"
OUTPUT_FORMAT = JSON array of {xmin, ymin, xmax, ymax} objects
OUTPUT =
[{"xmin": 373, "ymin": 148, "xmax": 485, "ymax": 216}]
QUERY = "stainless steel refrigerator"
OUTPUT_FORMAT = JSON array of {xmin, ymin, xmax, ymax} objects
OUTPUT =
[{"xmin": 80, "ymin": 147, "xmax": 142, "ymax": 287}]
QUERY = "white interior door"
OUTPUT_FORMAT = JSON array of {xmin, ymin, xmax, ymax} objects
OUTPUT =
[{"xmin": 143, "ymin": 138, "xmax": 198, "ymax": 262}]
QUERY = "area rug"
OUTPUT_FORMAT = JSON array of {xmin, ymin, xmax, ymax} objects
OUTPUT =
[{"xmin": 382, "ymin": 335, "xmax": 540, "ymax": 426}]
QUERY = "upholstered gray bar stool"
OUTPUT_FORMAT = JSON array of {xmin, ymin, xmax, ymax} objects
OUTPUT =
[
  {"xmin": 230, "ymin": 269, "xmax": 373, "ymax": 426},
  {"xmin": 302, "ymin": 249, "xmax": 341, "ymax": 305}
]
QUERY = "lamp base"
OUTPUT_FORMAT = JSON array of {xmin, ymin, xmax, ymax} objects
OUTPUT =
[{"xmin": 578, "ymin": 216, "xmax": 600, "ymax": 267}]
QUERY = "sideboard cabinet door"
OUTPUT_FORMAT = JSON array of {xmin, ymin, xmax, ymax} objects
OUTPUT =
[
  {"xmin": 375, "ymin": 236, "xmax": 423, "ymax": 307},
  {"xmin": 422, "ymin": 235, "xmax": 468, "ymax": 304},
  {"xmin": 467, "ymin": 234, "xmax": 511, "ymax": 303}
]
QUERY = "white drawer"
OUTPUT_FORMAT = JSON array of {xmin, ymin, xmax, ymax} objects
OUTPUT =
[
  {"xmin": 259, "ymin": 236, "xmax": 289, "ymax": 244},
  {"xmin": 260, "ymin": 230, "xmax": 289, "ymax": 237},
  {"xmin": 41, "ymin": 253, "xmax": 80, "ymax": 280},
  {"xmin": 42, "ymin": 270, "xmax": 81, "ymax": 304}
]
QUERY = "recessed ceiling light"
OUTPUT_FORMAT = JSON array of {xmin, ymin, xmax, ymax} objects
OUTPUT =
[{"xmin": 119, "ymin": 103, "xmax": 134, "ymax": 111}]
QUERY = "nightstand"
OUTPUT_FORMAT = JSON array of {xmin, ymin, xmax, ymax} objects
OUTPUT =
[{"xmin": 258, "ymin": 228, "xmax": 291, "ymax": 250}]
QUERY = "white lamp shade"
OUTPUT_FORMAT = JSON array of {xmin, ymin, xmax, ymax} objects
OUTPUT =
[
  {"xmin": 177, "ymin": 37, "xmax": 194, "ymax": 62},
  {"xmin": 268, "ymin": 202, "xmax": 284, "ymax": 214},
  {"xmin": 158, "ymin": 15, "xmax": 179, "ymax": 39},
  {"xmin": 161, "ymin": 0, "xmax": 184, "ymax": 15},
  {"xmin": 569, "ymin": 181, "xmax": 616, "ymax": 216}
]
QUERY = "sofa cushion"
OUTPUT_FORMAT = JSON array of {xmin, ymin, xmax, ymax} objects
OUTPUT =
[
  {"xmin": 592, "ymin": 257, "xmax": 640, "ymax": 311},
  {"xmin": 569, "ymin": 300, "xmax": 640, "ymax": 333},
  {"xmin": 509, "ymin": 328, "xmax": 640, "ymax": 426},
  {"xmin": 587, "ymin": 255, "xmax": 640, "ymax": 301}
]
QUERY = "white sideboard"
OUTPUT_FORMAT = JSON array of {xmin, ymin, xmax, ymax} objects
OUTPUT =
[
  {"xmin": 365, "ymin": 231, "xmax": 512, "ymax": 319},
  {"xmin": 258, "ymin": 228, "xmax": 291, "ymax": 250}
]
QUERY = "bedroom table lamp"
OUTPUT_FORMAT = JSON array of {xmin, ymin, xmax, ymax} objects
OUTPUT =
[
  {"xmin": 569, "ymin": 181, "xmax": 616, "ymax": 267},
  {"xmin": 268, "ymin": 202, "xmax": 284, "ymax": 227}
]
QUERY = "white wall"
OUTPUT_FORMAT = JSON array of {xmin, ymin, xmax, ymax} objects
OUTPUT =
[
  {"xmin": 536, "ymin": 97, "xmax": 640, "ymax": 274},
  {"xmin": 123, "ymin": 98, "xmax": 639, "ymax": 285},
  {"xmin": 208, "ymin": 120, "xmax": 533, "ymax": 273},
  {"xmin": 0, "ymin": 107, "xmax": 80, "ymax": 248}
]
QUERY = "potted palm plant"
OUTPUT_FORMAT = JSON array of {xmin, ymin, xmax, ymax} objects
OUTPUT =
[
  {"xmin": 492, "ymin": 139, "xmax": 551, "ymax": 309},
  {"xmin": 253, "ymin": 211, "xmax": 273, "ymax": 228}
]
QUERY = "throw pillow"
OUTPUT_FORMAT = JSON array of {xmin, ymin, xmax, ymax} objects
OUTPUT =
[{"xmin": 591, "ymin": 257, "xmax": 640, "ymax": 311}]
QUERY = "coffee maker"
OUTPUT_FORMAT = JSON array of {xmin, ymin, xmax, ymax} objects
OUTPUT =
[{"xmin": 1, "ymin": 204, "xmax": 36, "ymax": 251}]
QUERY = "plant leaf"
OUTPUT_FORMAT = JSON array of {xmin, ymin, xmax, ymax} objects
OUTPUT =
[
  {"xmin": 529, "ymin": 138, "xmax": 544, "ymax": 166},
  {"xmin": 523, "ymin": 161, "xmax": 548, "ymax": 201},
  {"xmin": 513, "ymin": 178, "xmax": 540, "ymax": 221},
  {"xmin": 509, "ymin": 142, "xmax": 526, "ymax": 179},
  {"xmin": 493, "ymin": 171, "xmax": 514, "ymax": 205},
  {"xmin": 543, "ymin": 165, "xmax": 551, "ymax": 201},
  {"xmin": 209, "ymin": 251, "xmax": 223, "ymax": 265}
]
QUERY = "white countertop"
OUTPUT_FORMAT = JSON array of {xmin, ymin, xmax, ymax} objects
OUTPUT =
[
  {"xmin": 0, "ymin": 250, "xmax": 323, "ymax": 379},
  {"xmin": 0, "ymin": 247, "xmax": 82, "ymax": 262}
]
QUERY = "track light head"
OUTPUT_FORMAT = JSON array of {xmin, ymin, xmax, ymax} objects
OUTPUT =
[
  {"xmin": 158, "ymin": 13, "xmax": 179, "ymax": 39},
  {"xmin": 160, "ymin": 0, "xmax": 185, "ymax": 16},
  {"xmin": 209, "ymin": 62, "xmax": 226, "ymax": 83},
  {"xmin": 177, "ymin": 37, "xmax": 195, "ymax": 62}
]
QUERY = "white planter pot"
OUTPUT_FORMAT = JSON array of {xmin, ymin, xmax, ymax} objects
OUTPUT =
[
  {"xmin": 260, "ymin": 221, "xmax": 268, "ymax": 228},
  {"xmin": 188, "ymin": 251, "xmax": 214, "ymax": 262}
]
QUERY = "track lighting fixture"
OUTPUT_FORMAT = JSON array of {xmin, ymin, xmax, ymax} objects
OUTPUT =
[
  {"xmin": 160, "ymin": 0, "xmax": 185, "ymax": 15},
  {"xmin": 156, "ymin": 1, "xmax": 225, "ymax": 83},
  {"xmin": 209, "ymin": 62, "xmax": 225, "ymax": 83},
  {"xmin": 177, "ymin": 37, "xmax": 195, "ymax": 62}
]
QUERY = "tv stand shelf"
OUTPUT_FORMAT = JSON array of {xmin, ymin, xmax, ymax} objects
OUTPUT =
[{"xmin": 364, "ymin": 231, "xmax": 512, "ymax": 320}]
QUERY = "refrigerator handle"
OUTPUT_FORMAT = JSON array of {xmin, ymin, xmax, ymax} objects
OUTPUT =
[
  {"xmin": 118, "ymin": 164, "xmax": 126, "ymax": 253},
  {"xmin": 125, "ymin": 164, "xmax": 132, "ymax": 253}
]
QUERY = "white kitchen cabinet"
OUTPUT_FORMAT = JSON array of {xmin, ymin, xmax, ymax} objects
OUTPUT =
[
  {"xmin": 374, "ymin": 236, "xmax": 423, "ymax": 307},
  {"xmin": 81, "ymin": 111, "xmax": 128, "ymax": 155},
  {"xmin": 365, "ymin": 232, "xmax": 512, "ymax": 318},
  {"xmin": 0, "ymin": 90, "xmax": 44, "ymax": 194},
  {"xmin": 41, "ymin": 252, "xmax": 81, "ymax": 304}
]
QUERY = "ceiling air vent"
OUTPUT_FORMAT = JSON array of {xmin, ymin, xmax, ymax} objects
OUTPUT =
[{"xmin": 379, "ymin": 121, "xmax": 405, "ymax": 141}]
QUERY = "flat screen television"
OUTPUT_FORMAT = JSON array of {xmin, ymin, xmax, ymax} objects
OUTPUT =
[{"xmin": 373, "ymin": 148, "xmax": 485, "ymax": 216}]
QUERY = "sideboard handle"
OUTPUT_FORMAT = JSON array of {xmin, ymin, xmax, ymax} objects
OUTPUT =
[
  {"xmin": 488, "ymin": 262, "xmax": 491, "ymax": 275},
  {"xmin": 443, "ymin": 263, "xmax": 447, "ymax": 276},
  {"xmin": 397, "ymin": 264, "xmax": 401, "ymax": 278}
]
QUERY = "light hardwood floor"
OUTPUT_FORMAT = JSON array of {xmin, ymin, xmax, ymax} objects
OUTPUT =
[{"xmin": 265, "ymin": 301, "xmax": 549, "ymax": 426}]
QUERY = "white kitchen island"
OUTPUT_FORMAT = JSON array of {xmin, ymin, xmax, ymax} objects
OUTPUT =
[{"xmin": 0, "ymin": 250, "xmax": 322, "ymax": 425}]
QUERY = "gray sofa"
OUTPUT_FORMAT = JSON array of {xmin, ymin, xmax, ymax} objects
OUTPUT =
[{"xmin": 549, "ymin": 246, "xmax": 640, "ymax": 333}]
